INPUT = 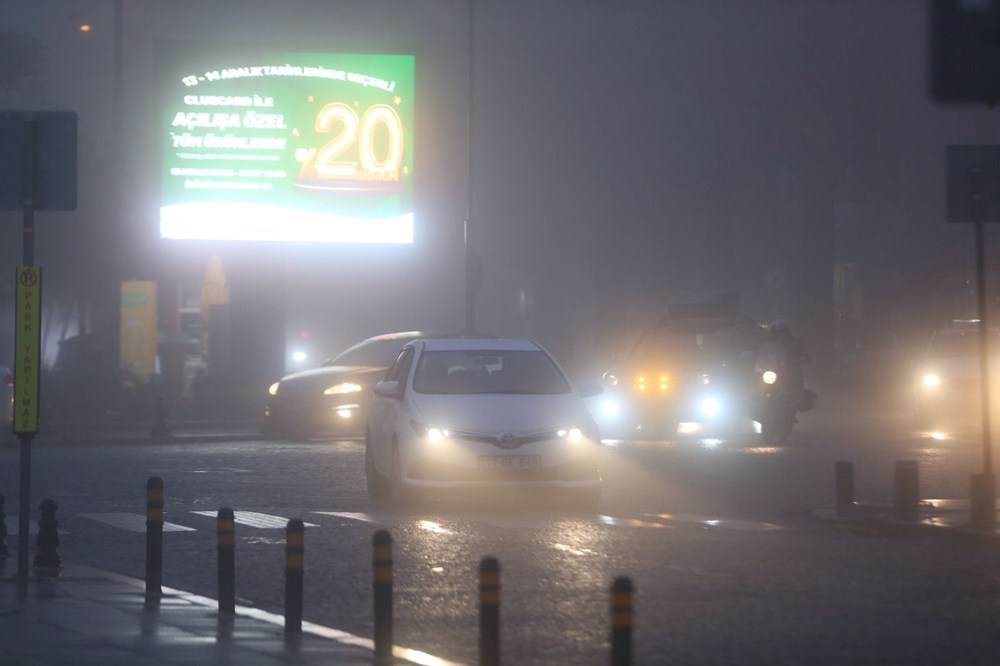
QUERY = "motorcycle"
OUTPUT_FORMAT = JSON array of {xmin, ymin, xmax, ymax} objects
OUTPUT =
[{"xmin": 752, "ymin": 341, "xmax": 816, "ymax": 444}]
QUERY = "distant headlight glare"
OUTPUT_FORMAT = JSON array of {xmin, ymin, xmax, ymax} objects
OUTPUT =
[
  {"xmin": 700, "ymin": 397, "xmax": 721, "ymax": 416},
  {"xmin": 762, "ymin": 370, "xmax": 777, "ymax": 385},
  {"xmin": 324, "ymin": 382, "xmax": 363, "ymax": 395},
  {"xmin": 922, "ymin": 373, "xmax": 941, "ymax": 388},
  {"xmin": 268, "ymin": 382, "xmax": 280, "ymax": 396},
  {"xmin": 557, "ymin": 427, "xmax": 584, "ymax": 443}
]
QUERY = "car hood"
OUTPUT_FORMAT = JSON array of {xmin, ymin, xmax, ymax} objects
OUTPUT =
[
  {"xmin": 277, "ymin": 365, "xmax": 386, "ymax": 391},
  {"xmin": 409, "ymin": 393, "xmax": 595, "ymax": 435},
  {"xmin": 614, "ymin": 355, "xmax": 718, "ymax": 373}
]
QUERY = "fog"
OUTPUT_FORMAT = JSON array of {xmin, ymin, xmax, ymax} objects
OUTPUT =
[{"xmin": 1, "ymin": 0, "xmax": 997, "ymax": 416}]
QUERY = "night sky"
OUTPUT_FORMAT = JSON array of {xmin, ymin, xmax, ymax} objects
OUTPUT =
[{"xmin": 1, "ymin": 0, "xmax": 997, "ymax": 386}]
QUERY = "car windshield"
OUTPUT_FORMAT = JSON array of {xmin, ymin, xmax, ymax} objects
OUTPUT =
[
  {"xmin": 630, "ymin": 321, "xmax": 760, "ymax": 363},
  {"xmin": 325, "ymin": 337, "xmax": 418, "ymax": 367},
  {"xmin": 412, "ymin": 350, "xmax": 571, "ymax": 395},
  {"xmin": 928, "ymin": 331, "xmax": 1000, "ymax": 359}
]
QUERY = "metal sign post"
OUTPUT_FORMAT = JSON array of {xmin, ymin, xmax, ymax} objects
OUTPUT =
[
  {"xmin": 0, "ymin": 111, "xmax": 77, "ymax": 578},
  {"xmin": 972, "ymin": 171, "xmax": 994, "ymax": 528},
  {"xmin": 946, "ymin": 146, "xmax": 1000, "ymax": 528},
  {"xmin": 16, "ymin": 116, "xmax": 38, "ymax": 580}
]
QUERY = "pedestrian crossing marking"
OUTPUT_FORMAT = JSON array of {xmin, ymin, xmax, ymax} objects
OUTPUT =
[
  {"xmin": 190, "ymin": 511, "xmax": 318, "ymax": 529},
  {"xmin": 312, "ymin": 511, "xmax": 383, "ymax": 524},
  {"xmin": 79, "ymin": 512, "xmax": 195, "ymax": 532}
]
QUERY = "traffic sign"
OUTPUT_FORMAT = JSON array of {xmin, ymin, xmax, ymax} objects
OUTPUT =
[
  {"xmin": 0, "ymin": 111, "xmax": 77, "ymax": 211},
  {"xmin": 946, "ymin": 145, "xmax": 1000, "ymax": 223},
  {"xmin": 930, "ymin": 0, "xmax": 1000, "ymax": 104}
]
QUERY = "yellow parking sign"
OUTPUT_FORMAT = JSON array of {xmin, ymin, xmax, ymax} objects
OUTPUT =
[{"xmin": 14, "ymin": 266, "xmax": 41, "ymax": 435}]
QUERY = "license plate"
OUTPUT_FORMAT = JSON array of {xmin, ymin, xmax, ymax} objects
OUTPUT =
[{"xmin": 477, "ymin": 455, "xmax": 541, "ymax": 469}]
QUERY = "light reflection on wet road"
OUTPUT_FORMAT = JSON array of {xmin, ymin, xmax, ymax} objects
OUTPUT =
[{"xmin": 7, "ymin": 397, "xmax": 1000, "ymax": 664}]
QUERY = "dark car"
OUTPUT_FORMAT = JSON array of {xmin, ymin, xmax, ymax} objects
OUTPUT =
[
  {"xmin": 590, "ymin": 301, "xmax": 765, "ymax": 439},
  {"xmin": 913, "ymin": 324, "xmax": 1000, "ymax": 428},
  {"xmin": 263, "ymin": 331, "xmax": 431, "ymax": 440}
]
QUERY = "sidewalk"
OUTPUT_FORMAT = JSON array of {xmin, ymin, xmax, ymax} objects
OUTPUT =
[
  {"xmin": 0, "ymin": 563, "xmax": 457, "ymax": 665},
  {"xmin": 1, "ymin": 419, "xmax": 268, "ymax": 447},
  {"xmin": 0, "ymin": 421, "xmax": 452, "ymax": 665}
]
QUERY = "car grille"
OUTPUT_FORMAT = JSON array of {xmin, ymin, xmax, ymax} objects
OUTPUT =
[
  {"xmin": 409, "ymin": 458, "xmax": 599, "ymax": 483},
  {"xmin": 450, "ymin": 430, "xmax": 554, "ymax": 450}
]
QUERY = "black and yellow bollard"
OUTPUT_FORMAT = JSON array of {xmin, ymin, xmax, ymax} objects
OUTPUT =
[
  {"xmin": 217, "ymin": 507, "xmax": 235, "ymax": 614},
  {"xmin": 284, "ymin": 518, "xmax": 305, "ymax": 633},
  {"xmin": 479, "ymin": 556, "xmax": 501, "ymax": 666},
  {"xmin": 835, "ymin": 461, "xmax": 856, "ymax": 517},
  {"xmin": 145, "ymin": 476, "xmax": 164, "ymax": 603},
  {"xmin": 611, "ymin": 576, "xmax": 633, "ymax": 666},
  {"xmin": 372, "ymin": 529, "xmax": 393, "ymax": 662},
  {"xmin": 893, "ymin": 460, "xmax": 919, "ymax": 521},
  {"xmin": 33, "ymin": 499, "xmax": 60, "ymax": 570}
]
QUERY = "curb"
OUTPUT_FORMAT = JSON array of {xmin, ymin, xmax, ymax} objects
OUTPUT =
[
  {"xmin": 812, "ymin": 504, "xmax": 1000, "ymax": 542},
  {"xmin": 1, "ymin": 421, "xmax": 268, "ymax": 446}
]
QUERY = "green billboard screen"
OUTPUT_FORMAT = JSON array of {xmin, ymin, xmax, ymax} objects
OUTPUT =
[{"xmin": 161, "ymin": 49, "xmax": 414, "ymax": 243}]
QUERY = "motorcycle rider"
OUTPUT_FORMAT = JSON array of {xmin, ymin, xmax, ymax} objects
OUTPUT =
[{"xmin": 759, "ymin": 319, "xmax": 816, "ymax": 411}]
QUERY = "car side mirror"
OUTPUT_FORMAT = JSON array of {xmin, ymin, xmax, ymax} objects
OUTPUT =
[
  {"xmin": 373, "ymin": 380, "xmax": 403, "ymax": 399},
  {"xmin": 578, "ymin": 380, "xmax": 603, "ymax": 399}
]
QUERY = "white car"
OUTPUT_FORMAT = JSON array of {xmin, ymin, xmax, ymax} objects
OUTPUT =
[{"xmin": 365, "ymin": 337, "xmax": 604, "ymax": 510}]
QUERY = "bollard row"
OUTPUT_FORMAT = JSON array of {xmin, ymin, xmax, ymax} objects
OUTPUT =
[
  {"xmin": 834, "ymin": 460, "xmax": 923, "ymax": 521},
  {"xmin": 111, "ymin": 477, "xmax": 638, "ymax": 662},
  {"xmin": 831, "ymin": 460, "xmax": 1000, "ymax": 527},
  {"xmin": 0, "ymin": 494, "xmax": 61, "ymax": 570}
]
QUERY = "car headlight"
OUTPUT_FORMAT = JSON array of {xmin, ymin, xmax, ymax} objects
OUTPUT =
[
  {"xmin": 557, "ymin": 427, "xmax": 585, "ymax": 443},
  {"xmin": 268, "ymin": 382, "xmax": 280, "ymax": 396},
  {"xmin": 922, "ymin": 373, "xmax": 941, "ymax": 388},
  {"xmin": 324, "ymin": 382, "xmax": 363, "ymax": 395},
  {"xmin": 699, "ymin": 397, "xmax": 721, "ymax": 417},
  {"xmin": 600, "ymin": 399, "xmax": 620, "ymax": 418},
  {"xmin": 411, "ymin": 420, "xmax": 450, "ymax": 443},
  {"xmin": 762, "ymin": 370, "xmax": 777, "ymax": 385}
]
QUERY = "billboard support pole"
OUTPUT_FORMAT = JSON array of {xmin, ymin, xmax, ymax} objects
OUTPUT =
[
  {"xmin": 464, "ymin": 0, "xmax": 477, "ymax": 335},
  {"xmin": 17, "ymin": 115, "xmax": 37, "ymax": 580},
  {"xmin": 971, "ymin": 166, "xmax": 996, "ymax": 528}
]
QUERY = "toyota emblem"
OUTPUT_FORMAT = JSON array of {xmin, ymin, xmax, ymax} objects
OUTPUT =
[{"xmin": 498, "ymin": 433, "xmax": 520, "ymax": 449}]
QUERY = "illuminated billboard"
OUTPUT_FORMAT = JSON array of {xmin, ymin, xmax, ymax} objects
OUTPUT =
[{"xmin": 160, "ymin": 49, "xmax": 414, "ymax": 243}]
